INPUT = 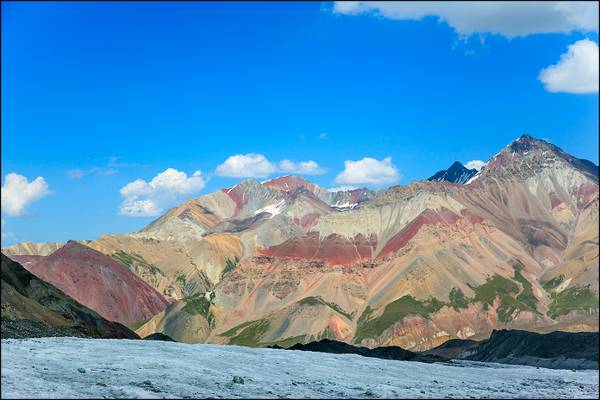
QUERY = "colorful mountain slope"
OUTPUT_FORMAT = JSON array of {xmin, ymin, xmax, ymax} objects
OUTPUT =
[
  {"xmin": 1, "ymin": 253, "xmax": 138, "ymax": 339},
  {"xmin": 3, "ymin": 135, "xmax": 598, "ymax": 350},
  {"xmin": 11, "ymin": 241, "xmax": 172, "ymax": 325}
]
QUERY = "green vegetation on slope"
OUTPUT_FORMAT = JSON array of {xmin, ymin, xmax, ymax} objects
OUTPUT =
[
  {"xmin": 354, "ymin": 262, "xmax": 543, "ymax": 343},
  {"xmin": 265, "ymin": 335, "xmax": 306, "ymax": 348},
  {"xmin": 542, "ymin": 275, "xmax": 565, "ymax": 291},
  {"xmin": 112, "ymin": 250, "xmax": 164, "ymax": 276},
  {"xmin": 513, "ymin": 263, "xmax": 537, "ymax": 311},
  {"xmin": 181, "ymin": 292, "xmax": 215, "ymax": 328},
  {"xmin": 298, "ymin": 296, "xmax": 353, "ymax": 320},
  {"xmin": 448, "ymin": 288, "xmax": 469, "ymax": 310},
  {"xmin": 221, "ymin": 257, "xmax": 239, "ymax": 278},
  {"xmin": 175, "ymin": 272, "xmax": 186, "ymax": 286},
  {"xmin": 354, "ymin": 295, "xmax": 443, "ymax": 343},
  {"xmin": 548, "ymin": 285, "xmax": 598, "ymax": 319},
  {"xmin": 470, "ymin": 271, "xmax": 537, "ymax": 322},
  {"xmin": 223, "ymin": 319, "xmax": 271, "ymax": 347}
]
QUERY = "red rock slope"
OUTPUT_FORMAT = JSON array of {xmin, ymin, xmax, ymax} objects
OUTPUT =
[{"xmin": 21, "ymin": 241, "xmax": 171, "ymax": 325}]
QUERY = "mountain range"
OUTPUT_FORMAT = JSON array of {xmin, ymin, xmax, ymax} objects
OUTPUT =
[{"xmin": 2, "ymin": 135, "xmax": 598, "ymax": 350}]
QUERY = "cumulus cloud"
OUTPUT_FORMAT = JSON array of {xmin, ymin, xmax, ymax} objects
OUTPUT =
[
  {"xmin": 1, "ymin": 173, "xmax": 51, "ymax": 217},
  {"xmin": 278, "ymin": 159, "xmax": 327, "ymax": 175},
  {"xmin": 119, "ymin": 168, "xmax": 206, "ymax": 217},
  {"xmin": 539, "ymin": 39, "xmax": 599, "ymax": 94},
  {"xmin": 465, "ymin": 160, "xmax": 487, "ymax": 171},
  {"xmin": 332, "ymin": 1, "xmax": 598, "ymax": 38},
  {"xmin": 216, "ymin": 153, "xmax": 326, "ymax": 178},
  {"xmin": 215, "ymin": 153, "xmax": 277, "ymax": 178},
  {"xmin": 335, "ymin": 156, "xmax": 400, "ymax": 186}
]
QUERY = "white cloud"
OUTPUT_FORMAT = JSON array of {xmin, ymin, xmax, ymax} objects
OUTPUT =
[
  {"xmin": 215, "ymin": 153, "xmax": 277, "ymax": 178},
  {"xmin": 465, "ymin": 160, "xmax": 487, "ymax": 171},
  {"xmin": 318, "ymin": 132, "xmax": 328, "ymax": 140},
  {"xmin": 335, "ymin": 156, "xmax": 400, "ymax": 186},
  {"xmin": 1, "ymin": 173, "xmax": 51, "ymax": 217},
  {"xmin": 216, "ymin": 153, "xmax": 326, "ymax": 178},
  {"xmin": 278, "ymin": 160, "xmax": 327, "ymax": 175},
  {"xmin": 328, "ymin": 186, "xmax": 358, "ymax": 192},
  {"xmin": 539, "ymin": 39, "xmax": 599, "ymax": 94},
  {"xmin": 332, "ymin": 1, "xmax": 598, "ymax": 38},
  {"xmin": 119, "ymin": 168, "xmax": 206, "ymax": 217}
]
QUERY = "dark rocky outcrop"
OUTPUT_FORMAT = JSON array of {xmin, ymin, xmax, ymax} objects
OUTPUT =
[
  {"xmin": 428, "ymin": 161, "xmax": 477, "ymax": 184},
  {"xmin": 459, "ymin": 329, "xmax": 599, "ymax": 370},
  {"xmin": 143, "ymin": 332, "xmax": 176, "ymax": 342},
  {"xmin": 1, "ymin": 253, "xmax": 139, "ymax": 339},
  {"xmin": 273, "ymin": 338, "xmax": 445, "ymax": 363},
  {"xmin": 422, "ymin": 338, "xmax": 479, "ymax": 359}
]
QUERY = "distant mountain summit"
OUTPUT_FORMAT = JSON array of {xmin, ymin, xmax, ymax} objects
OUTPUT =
[{"xmin": 428, "ymin": 161, "xmax": 478, "ymax": 184}]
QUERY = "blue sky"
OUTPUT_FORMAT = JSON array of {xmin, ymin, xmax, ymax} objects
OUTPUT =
[{"xmin": 1, "ymin": 1, "xmax": 598, "ymax": 244}]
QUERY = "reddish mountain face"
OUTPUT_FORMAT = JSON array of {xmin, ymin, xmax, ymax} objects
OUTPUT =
[{"xmin": 20, "ymin": 241, "xmax": 171, "ymax": 324}]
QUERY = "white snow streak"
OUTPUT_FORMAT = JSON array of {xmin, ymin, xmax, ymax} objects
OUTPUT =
[{"xmin": 254, "ymin": 200, "xmax": 286, "ymax": 218}]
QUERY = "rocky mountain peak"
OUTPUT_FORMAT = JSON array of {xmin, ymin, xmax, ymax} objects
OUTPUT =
[
  {"xmin": 428, "ymin": 161, "xmax": 477, "ymax": 184},
  {"xmin": 480, "ymin": 134, "xmax": 599, "ymax": 182}
]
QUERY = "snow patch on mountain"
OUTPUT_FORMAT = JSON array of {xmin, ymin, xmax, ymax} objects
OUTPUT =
[
  {"xmin": 331, "ymin": 201, "xmax": 358, "ymax": 210},
  {"xmin": 254, "ymin": 200, "xmax": 286, "ymax": 218}
]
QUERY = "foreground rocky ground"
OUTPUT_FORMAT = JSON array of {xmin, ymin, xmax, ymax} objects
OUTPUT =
[{"xmin": 1, "ymin": 337, "xmax": 598, "ymax": 399}]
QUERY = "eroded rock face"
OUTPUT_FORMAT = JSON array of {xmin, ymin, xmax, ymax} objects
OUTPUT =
[{"xmin": 4, "ymin": 135, "xmax": 599, "ymax": 350}]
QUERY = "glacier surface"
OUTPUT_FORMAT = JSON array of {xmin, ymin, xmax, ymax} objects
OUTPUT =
[{"xmin": 1, "ymin": 337, "xmax": 598, "ymax": 399}]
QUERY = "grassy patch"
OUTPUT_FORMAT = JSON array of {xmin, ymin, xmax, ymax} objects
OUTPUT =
[
  {"xmin": 112, "ymin": 250, "xmax": 164, "ymax": 276},
  {"xmin": 226, "ymin": 319, "xmax": 271, "ymax": 347},
  {"xmin": 221, "ymin": 320, "xmax": 257, "ymax": 338},
  {"xmin": 298, "ymin": 296, "xmax": 353, "ymax": 320},
  {"xmin": 181, "ymin": 293, "xmax": 215, "ymax": 328},
  {"xmin": 221, "ymin": 257, "xmax": 239, "ymax": 277},
  {"xmin": 470, "ymin": 272, "xmax": 536, "ymax": 322},
  {"xmin": 448, "ymin": 288, "xmax": 469, "ymax": 310},
  {"xmin": 354, "ymin": 295, "xmax": 443, "ymax": 343},
  {"xmin": 175, "ymin": 272, "xmax": 187, "ymax": 286},
  {"xmin": 513, "ymin": 263, "xmax": 537, "ymax": 311},
  {"xmin": 357, "ymin": 306, "xmax": 374, "ymax": 326},
  {"xmin": 548, "ymin": 285, "xmax": 598, "ymax": 319},
  {"xmin": 542, "ymin": 275, "xmax": 565, "ymax": 292}
]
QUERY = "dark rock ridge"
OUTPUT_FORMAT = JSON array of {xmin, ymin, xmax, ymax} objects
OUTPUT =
[
  {"xmin": 272, "ymin": 330, "xmax": 599, "ymax": 370},
  {"xmin": 459, "ymin": 329, "xmax": 599, "ymax": 370},
  {"xmin": 422, "ymin": 338, "xmax": 479, "ymax": 360},
  {"xmin": 428, "ymin": 161, "xmax": 478, "ymax": 184},
  {"xmin": 1, "ymin": 253, "xmax": 139, "ymax": 340},
  {"xmin": 271, "ymin": 338, "xmax": 445, "ymax": 363},
  {"xmin": 143, "ymin": 332, "xmax": 176, "ymax": 341}
]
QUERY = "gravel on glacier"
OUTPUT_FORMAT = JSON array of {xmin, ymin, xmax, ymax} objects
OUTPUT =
[{"xmin": 1, "ymin": 337, "xmax": 598, "ymax": 399}]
